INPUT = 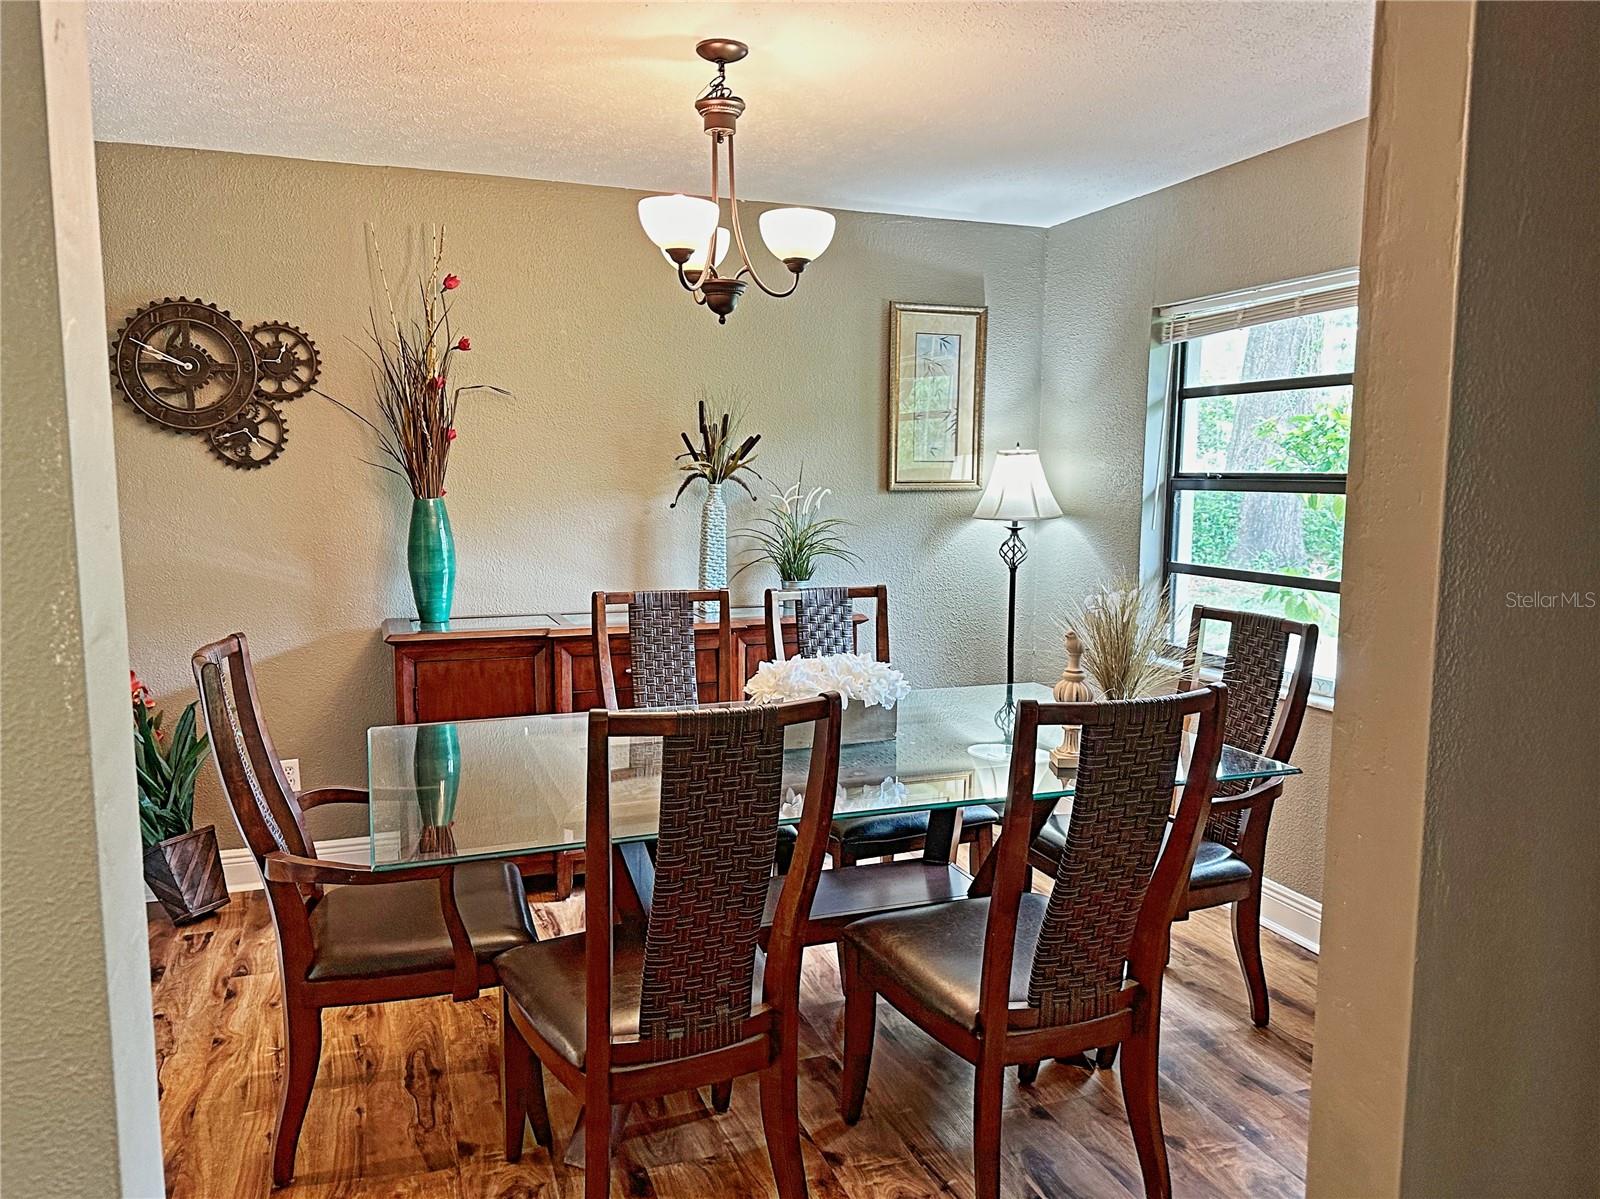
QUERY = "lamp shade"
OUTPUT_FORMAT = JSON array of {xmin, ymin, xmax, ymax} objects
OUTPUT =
[
  {"xmin": 973, "ymin": 447, "xmax": 1062, "ymax": 521},
  {"xmin": 758, "ymin": 207, "xmax": 836, "ymax": 263},
  {"xmin": 661, "ymin": 227, "xmax": 730, "ymax": 274},
  {"xmin": 638, "ymin": 194, "xmax": 719, "ymax": 253}
]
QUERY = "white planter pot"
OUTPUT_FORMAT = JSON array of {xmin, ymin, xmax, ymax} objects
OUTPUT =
[{"xmin": 785, "ymin": 700, "xmax": 898, "ymax": 751}]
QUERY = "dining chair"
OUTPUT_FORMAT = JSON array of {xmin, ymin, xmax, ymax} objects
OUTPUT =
[
  {"xmin": 762, "ymin": 583, "xmax": 999, "ymax": 873},
  {"xmin": 592, "ymin": 588, "xmax": 735, "ymax": 710},
  {"xmin": 191, "ymin": 634, "xmax": 537, "ymax": 1187},
  {"xmin": 838, "ymin": 686, "xmax": 1228, "ymax": 1199},
  {"xmin": 496, "ymin": 693, "xmax": 843, "ymax": 1198},
  {"xmin": 1029, "ymin": 606, "xmax": 1316, "ymax": 1029},
  {"xmin": 553, "ymin": 589, "xmax": 737, "ymax": 899}
]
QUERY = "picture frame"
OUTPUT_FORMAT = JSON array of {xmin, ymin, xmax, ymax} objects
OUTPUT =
[{"xmin": 887, "ymin": 302, "xmax": 987, "ymax": 491}]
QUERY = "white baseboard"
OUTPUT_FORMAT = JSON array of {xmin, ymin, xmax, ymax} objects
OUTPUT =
[
  {"xmin": 1260, "ymin": 877, "xmax": 1322, "ymax": 954},
  {"xmin": 143, "ymin": 836, "xmax": 374, "ymax": 902}
]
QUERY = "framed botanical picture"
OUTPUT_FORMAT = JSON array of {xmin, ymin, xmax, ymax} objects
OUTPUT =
[{"xmin": 887, "ymin": 302, "xmax": 987, "ymax": 490}]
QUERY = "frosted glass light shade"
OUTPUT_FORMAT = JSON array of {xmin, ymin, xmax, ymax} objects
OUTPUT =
[
  {"xmin": 758, "ymin": 207, "xmax": 836, "ymax": 263},
  {"xmin": 662, "ymin": 227, "xmax": 730, "ymax": 273},
  {"xmin": 638, "ymin": 194, "xmax": 719, "ymax": 253},
  {"xmin": 973, "ymin": 448, "xmax": 1062, "ymax": 521}
]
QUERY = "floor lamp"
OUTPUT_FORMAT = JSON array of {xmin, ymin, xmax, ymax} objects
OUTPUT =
[{"xmin": 973, "ymin": 445, "xmax": 1062, "ymax": 737}]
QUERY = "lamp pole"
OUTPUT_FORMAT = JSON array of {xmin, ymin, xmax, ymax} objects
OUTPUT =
[
  {"xmin": 971, "ymin": 445, "xmax": 1061, "ymax": 741},
  {"xmin": 998, "ymin": 520, "xmax": 1028, "ymax": 689}
]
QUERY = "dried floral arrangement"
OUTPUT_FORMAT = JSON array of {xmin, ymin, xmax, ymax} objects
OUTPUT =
[
  {"xmin": 669, "ymin": 399, "xmax": 762, "ymax": 508},
  {"xmin": 745, "ymin": 653, "xmax": 911, "ymax": 711},
  {"xmin": 321, "ymin": 226, "xmax": 509, "ymax": 498},
  {"xmin": 1062, "ymin": 579, "xmax": 1179, "ymax": 700}
]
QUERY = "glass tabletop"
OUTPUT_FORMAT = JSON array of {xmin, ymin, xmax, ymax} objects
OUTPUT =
[{"xmin": 367, "ymin": 683, "xmax": 1299, "ymax": 870}]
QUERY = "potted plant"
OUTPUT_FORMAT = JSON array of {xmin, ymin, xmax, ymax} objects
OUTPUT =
[
  {"xmin": 671, "ymin": 399, "xmax": 762, "ymax": 595},
  {"xmin": 133, "ymin": 672, "xmax": 228, "ymax": 924},
  {"xmin": 735, "ymin": 473, "xmax": 859, "ymax": 590}
]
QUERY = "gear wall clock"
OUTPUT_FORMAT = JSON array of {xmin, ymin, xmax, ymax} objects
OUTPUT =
[{"xmin": 109, "ymin": 298, "xmax": 320, "ymax": 470}]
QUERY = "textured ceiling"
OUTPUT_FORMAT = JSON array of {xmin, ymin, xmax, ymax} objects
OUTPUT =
[{"xmin": 86, "ymin": 1, "xmax": 1372, "ymax": 228}]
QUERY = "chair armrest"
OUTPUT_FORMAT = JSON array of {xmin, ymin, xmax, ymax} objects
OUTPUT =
[
  {"xmin": 295, "ymin": 787, "xmax": 369, "ymax": 810},
  {"xmin": 262, "ymin": 851, "xmax": 440, "ymax": 886},
  {"xmin": 1209, "ymin": 779, "xmax": 1283, "ymax": 816},
  {"xmin": 261, "ymin": 852, "xmax": 479, "ymax": 1000}
]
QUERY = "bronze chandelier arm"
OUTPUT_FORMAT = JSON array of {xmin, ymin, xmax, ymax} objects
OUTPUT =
[{"xmin": 724, "ymin": 136, "xmax": 805, "ymax": 298}]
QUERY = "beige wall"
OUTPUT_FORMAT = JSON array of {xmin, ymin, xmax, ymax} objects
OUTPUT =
[
  {"xmin": 97, "ymin": 129, "xmax": 1365, "ymax": 899},
  {"xmin": 96, "ymin": 142, "xmax": 1046, "ymax": 849},
  {"xmin": 1310, "ymin": 1, "xmax": 1600, "ymax": 1193},
  {"xmin": 1, "ymin": 4, "xmax": 164, "ymax": 1194},
  {"xmin": 1036, "ymin": 122, "xmax": 1368, "ymax": 901}
]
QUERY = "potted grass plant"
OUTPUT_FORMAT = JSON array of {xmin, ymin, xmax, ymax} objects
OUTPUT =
[
  {"xmin": 133, "ymin": 672, "xmax": 228, "ymax": 924},
  {"xmin": 734, "ymin": 472, "xmax": 860, "ymax": 590}
]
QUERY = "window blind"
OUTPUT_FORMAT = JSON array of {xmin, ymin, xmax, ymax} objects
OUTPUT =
[{"xmin": 1154, "ymin": 268, "xmax": 1359, "ymax": 344}]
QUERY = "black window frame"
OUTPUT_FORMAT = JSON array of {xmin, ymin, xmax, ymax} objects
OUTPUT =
[{"xmin": 1160, "ymin": 335, "xmax": 1352, "ymax": 603}]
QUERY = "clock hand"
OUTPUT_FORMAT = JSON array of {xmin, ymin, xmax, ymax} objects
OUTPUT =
[{"xmin": 131, "ymin": 338, "xmax": 189, "ymax": 368}]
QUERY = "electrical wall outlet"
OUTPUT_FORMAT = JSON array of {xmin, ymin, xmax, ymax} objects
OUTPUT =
[{"xmin": 280, "ymin": 758, "xmax": 301, "ymax": 792}]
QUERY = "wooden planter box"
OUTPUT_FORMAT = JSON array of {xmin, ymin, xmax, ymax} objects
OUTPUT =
[{"xmin": 143, "ymin": 825, "xmax": 230, "ymax": 924}]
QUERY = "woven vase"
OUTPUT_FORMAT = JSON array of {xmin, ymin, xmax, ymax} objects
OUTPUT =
[{"xmin": 698, "ymin": 482, "xmax": 728, "ymax": 594}]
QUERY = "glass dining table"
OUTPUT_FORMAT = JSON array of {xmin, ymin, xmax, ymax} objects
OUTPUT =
[
  {"xmin": 367, "ymin": 681, "xmax": 1298, "ymax": 881},
  {"xmin": 367, "ymin": 681, "xmax": 1297, "ymax": 1167}
]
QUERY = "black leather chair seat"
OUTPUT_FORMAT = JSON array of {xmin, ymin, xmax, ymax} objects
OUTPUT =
[
  {"xmin": 833, "ymin": 804, "xmax": 1001, "ymax": 847},
  {"xmin": 1188, "ymin": 838, "xmax": 1253, "ymax": 888},
  {"xmin": 496, "ymin": 923, "xmax": 766, "ymax": 1068},
  {"xmin": 1036, "ymin": 816, "xmax": 1251, "ymax": 891},
  {"xmin": 306, "ymin": 860, "xmax": 535, "ymax": 982},
  {"xmin": 841, "ymin": 894, "xmax": 1049, "ymax": 1028}
]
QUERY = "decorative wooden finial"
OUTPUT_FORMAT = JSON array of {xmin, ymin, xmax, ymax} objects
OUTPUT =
[{"xmin": 1051, "ymin": 628, "xmax": 1094, "ymax": 771}]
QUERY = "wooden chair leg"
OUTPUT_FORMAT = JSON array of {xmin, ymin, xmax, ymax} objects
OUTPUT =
[
  {"xmin": 1233, "ymin": 888, "xmax": 1270, "ymax": 1027},
  {"xmin": 1094, "ymin": 1044, "xmax": 1119, "ymax": 1069},
  {"xmin": 555, "ymin": 851, "xmax": 577, "ymax": 900},
  {"xmin": 970, "ymin": 823, "xmax": 995, "ymax": 874},
  {"xmin": 272, "ymin": 1003, "xmax": 322, "ymax": 1187},
  {"xmin": 839, "ymin": 946, "xmax": 876, "ymax": 1124},
  {"xmin": 759, "ymin": 1051, "xmax": 806, "ymax": 1199},
  {"xmin": 1017, "ymin": 1060, "xmax": 1039, "ymax": 1085},
  {"xmin": 582, "ymin": 1096, "xmax": 615, "ymax": 1199},
  {"xmin": 711, "ymin": 1079, "xmax": 733, "ymax": 1113},
  {"xmin": 1120, "ymin": 1015, "xmax": 1171, "ymax": 1199},
  {"xmin": 502, "ymin": 1000, "xmax": 531, "ymax": 1161},
  {"xmin": 973, "ymin": 1048, "xmax": 1006, "ymax": 1199}
]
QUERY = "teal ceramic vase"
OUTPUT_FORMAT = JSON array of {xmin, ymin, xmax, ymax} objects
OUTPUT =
[
  {"xmin": 407, "ymin": 496, "xmax": 456, "ymax": 627},
  {"xmin": 413, "ymin": 722, "xmax": 461, "ymax": 828},
  {"xmin": 413, "ymin": 722, "xmax": 460, "ymax": 856}
]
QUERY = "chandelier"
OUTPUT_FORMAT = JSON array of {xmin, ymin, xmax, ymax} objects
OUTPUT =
[{"xmin": 637, "ymin": 39, "xmax": 836, "ymax": 324}]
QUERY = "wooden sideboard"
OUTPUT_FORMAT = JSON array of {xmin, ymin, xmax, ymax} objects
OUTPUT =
[{"xmin": 382, "ymin": 609, "xmax": 863, "ymax": 724}]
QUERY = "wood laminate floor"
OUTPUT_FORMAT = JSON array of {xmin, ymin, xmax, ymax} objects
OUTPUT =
[{"xmin": 149, "ymin": 883, "xmax": 1316, "ymax": 1198}]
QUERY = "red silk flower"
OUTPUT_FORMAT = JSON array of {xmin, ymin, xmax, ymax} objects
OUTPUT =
[
  {"xmin": 442, "ymin": 274, "xmax": 461, "ymax": 291},
  {"xmin": 455, "ymin": 337, "xmax": 471, "ymax": 351}
]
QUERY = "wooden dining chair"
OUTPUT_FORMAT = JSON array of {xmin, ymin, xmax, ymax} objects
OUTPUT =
[
  {"xmin": 191, "ymin": 634, "xmax": 537, "ymax": 1187},
  {"xmin": 762, "ymin": 583, "xmax": 999, "ymax": 873},
  {"xmin": 553, "ymin": 590, "xmax": 738, "ymax": 899},
  {"xmin": 592, "ymin": 588, "xmax": 735, "ymax": 710},
  {"xmin": 1029, "ymin": 606, "xmax": 1316, "ymax": 1029},
  {"xmin": 839, "ymin": 686, "xmax": 1228, "ymax": 1199},
  {"xmin": 496, "ymin": 693, "xmax": 843, "ymax": 1198}
]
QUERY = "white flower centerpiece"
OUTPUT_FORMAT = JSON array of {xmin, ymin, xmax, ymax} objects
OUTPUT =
[{"xmin": 745, "ymin": 653, "xmax": 910, "ymax": 749}]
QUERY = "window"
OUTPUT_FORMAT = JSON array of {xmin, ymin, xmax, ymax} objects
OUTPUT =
[{"xmin": 1158, "ymin": 286, "xmax": 1355, "ymax": 693}]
